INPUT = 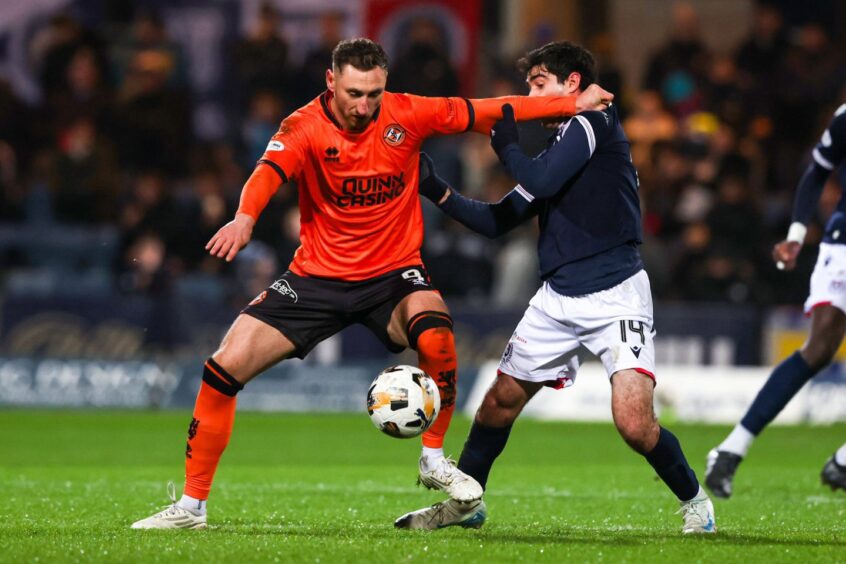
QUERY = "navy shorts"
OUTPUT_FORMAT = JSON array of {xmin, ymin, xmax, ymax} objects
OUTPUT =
[{"xmin": 242, "ymin": 265, "xmax": 436, "ymax": 359}]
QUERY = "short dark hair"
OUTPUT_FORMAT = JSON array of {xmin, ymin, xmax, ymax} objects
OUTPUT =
[
  {"xmin": 517, "ymin": 41, "xmax": 596, "ymax": 90},
  {"xmin": 332, "ymin": 38, "xmax": 389, "ymax": 73}
]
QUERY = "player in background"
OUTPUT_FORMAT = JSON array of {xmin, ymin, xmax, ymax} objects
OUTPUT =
[
  {"xmin": 706, "ymin": 103, "xmax": 846, "ymax": 498},
  {"xmin": 131, "ymin": 38, "xmax": 613, "ymax": 529},
  {"xmin": 394, "ymin": 41, "xmax": 716, "ymax": 534}
]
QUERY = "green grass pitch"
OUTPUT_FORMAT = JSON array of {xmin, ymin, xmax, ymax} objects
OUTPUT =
[{"xmin": 1, "ymin": 410, "xmax": 845, "ymax": 563}]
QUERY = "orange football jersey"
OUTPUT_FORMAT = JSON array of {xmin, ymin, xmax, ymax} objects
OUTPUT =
[
  {"xmin": 243, "ymin": 90, "xmax": 579, "ymax": 281},
  {"xmin": 257, "ymin": 91, "xmax": 473, "ymax": 280}
]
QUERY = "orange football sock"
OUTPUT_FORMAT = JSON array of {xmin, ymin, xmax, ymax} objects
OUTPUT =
[
  {"xmin": 183, "ymin": 359, "xmax": 243, "ymax": 500},
  {"xmin": 409, "ymin": 315, "xmax": 457, "ymax": 449}
]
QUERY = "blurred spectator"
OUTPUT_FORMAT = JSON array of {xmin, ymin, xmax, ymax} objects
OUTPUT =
[
  {"xmin": 115, "ymin": 49, "xmax": 191, "ymax": 174},
  {"xmin": 48, "ymin": 116, "xmax": 120, "ymax": 224},
  {"xmin": 241, "ymin": 90, "xmax": 285, "ymax": 170},
  {"xmin": 169, "ymin": 169, "xmax": 231, "ymax": 273},
  {"xmin": 735, "ymin": 3, "xmax": 788, "ymax": 89},
  {"xmin": 703, "ymin": 55, "xmax": 750, "ymax": 131},
  {"xmin": 624, "ymin": 91, "xmax": 678, "ymax": 173},
  {"xmin": 295, "ymin": 11, "xmax": 346, "ymax": 106},
  {"xmin": 118, "ymin": 231, "xmax": 171, "ymax": 295},
  {"xmin": 685, "ymin": 243, "xmax": 752, "ymax": 303},
  {"xmin": 771, "ymin": 23, "xmax": 846, "ymax": 193},
  {"xmin": 0, "ymin": 79, "xmax": 34, "ymax": 157},
  {"xmin": 641, "ymin": 141, "xmax": 694, "ymax": 238},
  {"xmin": 111, "ymin": 9, "xmax": 186, "ymax": 87},
  {"xmin": 589, "ymin": 32, "xmax": 625, "ymax": 116},
  {"xmin": 233, "ymin": 3, "xmax": 291, "ymax": 107},
  {"xmin": 2, "ymin": 1, "xmax": 844, "ymax": 313},
  {"xmin": 118, "ymin": 171, "xmax": 180, "ymax": 259},
  {"xmin": 0, "ymin": 142, "xmax": 25, "ymax": 222},
  {"xmin": 388, "ymin": 17, "xmax": 460, "ymax": 97},
  {"xmin": 31, "ymin": 14, "xmax": 107, "ymax": 97},
  {"xmin": 47, "ymin": 46, "xmax": 113, "ymax": 133},
  {"xmin": 706, "ymin": 174, "xmax": 763, "ymax": 258},
  {"xmin": 643, "ymin": 2, "xmax": 710, "ymax": 117}
]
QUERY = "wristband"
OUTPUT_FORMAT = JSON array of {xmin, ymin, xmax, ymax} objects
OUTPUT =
[{"xmin": 786, "ymin": 222, "xmax": 807, "ymax": 245}]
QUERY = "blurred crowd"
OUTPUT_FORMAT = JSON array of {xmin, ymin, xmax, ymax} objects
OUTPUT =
[{"xmin": 0, "ymin": 2, "xmax": 844, "ymax": 310}]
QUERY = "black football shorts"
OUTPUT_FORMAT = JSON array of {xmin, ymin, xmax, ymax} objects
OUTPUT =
[{"xmin": 242, "ymin": 264, "xmax": 437, "ymax": 358}]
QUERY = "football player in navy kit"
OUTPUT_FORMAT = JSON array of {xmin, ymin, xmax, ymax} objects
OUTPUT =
[
  {"xmin": 706, "ymin": 103, "xmax": 846, "ymax": 498},
  {"xmin": 395, "ymin": 41, "xmax": 716, "ymax": 534}
]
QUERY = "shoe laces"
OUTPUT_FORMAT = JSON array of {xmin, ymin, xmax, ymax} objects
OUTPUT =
[
  {"xmin": 154, "ymin": 481, "xmax": 182, "ymax": 517},
  {"xmin": 677, "ymin": 497, "xmax": 709, "ymax": 526},
  {"xmin": 425, "ymin": 500, "xmax": 458, "ymax": 527},
  {"xmin": 432, "ymin": 456, "xmax": 464, "ymax": 480}
]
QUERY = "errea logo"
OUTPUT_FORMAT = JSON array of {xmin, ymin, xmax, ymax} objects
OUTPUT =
[
  {"xmin": 383, "ymin": 124, "xmax": 406, "ymax": 147},
  {"xmin": 324, "ymin": 146, "xmax": 340, "ymax": 162}
]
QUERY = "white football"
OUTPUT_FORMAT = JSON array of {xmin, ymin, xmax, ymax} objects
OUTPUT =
[{"xmin": 366, "ymin": 365, "xmax": 440, "ymax": 438}]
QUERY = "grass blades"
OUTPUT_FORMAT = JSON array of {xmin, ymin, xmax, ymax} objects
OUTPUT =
[{"xmin": 1, "ymin": 410, "xmax": 845, "ymax": 562}]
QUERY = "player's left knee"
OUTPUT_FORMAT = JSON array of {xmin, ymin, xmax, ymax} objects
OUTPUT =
[{"xmin": 616, "ymin": 418, "xmax": 659, "ymax": 454}]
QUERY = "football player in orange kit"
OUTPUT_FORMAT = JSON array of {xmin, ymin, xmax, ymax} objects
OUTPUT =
[{"xmin": 132, "ymin": 38, "xmax": 612, "ymax": 529}]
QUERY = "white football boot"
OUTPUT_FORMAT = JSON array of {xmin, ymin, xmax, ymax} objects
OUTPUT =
[
  {"xmin": 677, "ymin": 487, "xmax": 716, "ymax": 534},
  {"xmin": 418, "ymin": 456, "xmax": 483, "ymax": 502},
  {"xmin": 395, "ymin": 498, "xmax": 487, "ymax": 530},
  {"xmin": 131, "ymin": 482, "xmax": 207, "ymax": 530}
]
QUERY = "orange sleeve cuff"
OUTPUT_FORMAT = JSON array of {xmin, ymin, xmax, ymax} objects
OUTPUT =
[
  {"xmin": 467, "ymin": 95, "xmax": 577, "ymax": 134},
  {"xmin": 236, "ymin": 164, "xmax": 282, "ymax": 221}
]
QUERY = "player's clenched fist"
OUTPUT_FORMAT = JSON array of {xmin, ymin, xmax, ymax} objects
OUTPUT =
[
  {"xmin": 206, "ymin": 213, "xmax": 255, "ymax": 262},
  {"xmin": 772, "ymin": 240, "xmax": 801, "ymax": 271},
  {"xmin": 576, "ymin": 84, "xmax": 614, "ymax": 112}
]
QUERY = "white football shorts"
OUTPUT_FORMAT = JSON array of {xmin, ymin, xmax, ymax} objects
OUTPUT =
[
  {"xmin": 804, "ymin": 242, "xmax": 846, "ymax": 315},
  {"xmin": 498, "ymin": 269, "xmax": 656, "ymax": 388}
]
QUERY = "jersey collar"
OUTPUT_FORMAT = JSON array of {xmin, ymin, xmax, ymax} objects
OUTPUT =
[{"xmin": 320, "ymin": 90, "xmax": 382, "ymax": 132}]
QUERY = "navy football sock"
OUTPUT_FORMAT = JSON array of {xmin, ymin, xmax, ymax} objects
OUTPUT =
[
  {"xmin": 644, "ymin": 427, "xmax": 700, "ymax": 502},
  {"xmin": 457, "ymin": 421, "xmax": 512, "ymax": 490},
  {"xmin": 740, "ymin": 351, "xmax": 816, "ymax": 435}
]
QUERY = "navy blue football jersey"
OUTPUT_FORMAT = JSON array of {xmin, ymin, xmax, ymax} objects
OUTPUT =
[
  {"xmin": 437, "ymin": 103, "xmax": 644, "ymax": 295},
  {"xmin": 793, "ymin": 104, "xmax": 846, "ymax": 244},
  {"xmin": 811, "ymin": 104, "xmax": 846, "ymax": 244}
]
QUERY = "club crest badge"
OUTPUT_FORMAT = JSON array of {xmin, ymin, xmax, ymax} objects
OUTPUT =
[{"xmin": 383, "ymin": 124, "xmax": 406, "ymax": 147}]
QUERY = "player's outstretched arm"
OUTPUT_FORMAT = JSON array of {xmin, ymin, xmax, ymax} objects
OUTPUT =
[
  {"xmin": 489, "ymin": 104, "xmax": 596, "ymax": 199},
  {"xmin": 206, "ymin": 213, "xmax": 255, "ymax": 262},
  {"xmin": 206, "ymin": 164, "xmax": 281, "ymax": 262},
  {"xmin": 775, "ymin": 160, "xmax": 831, "ymax": 270},
  {"xmin": 418, "ymin": 152, "xmax": 535, "ymax": 238},
  {"xmin": 467, "ymin": 84, "xmax": 612, "ymax": 134}
]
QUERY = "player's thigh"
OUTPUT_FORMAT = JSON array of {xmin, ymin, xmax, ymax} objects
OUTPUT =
[
  {"xmin": 377, "ymin": 266, "xmax": 447, "ymax": 348},
  {"xmin": 803, "ymin": 243, "xmax": 846, "ymax": 321},
  {"xmin": 212, "ymin": 314, "xmax": 297, "ymax": 384},
  {"xmin": 801, "ymin": 244, "xmax": 846, "ymax": 366},
  {"xmin": 242, "ymin": 271, "xmax": 350, "ymax": 360},
  {"xmin": 387, "ymin": 289, "xmax": 449, "ymax": 347},
  {"xmin": 499, "ymin": 284, "xmax": 582, "ymax": 387},
  {"xmin": 803, "ymin": 304, "xmax": 846, "ymax": 367},
  {"xmin": 476, "ymin": 371, "xmax": 543, "ymax": 427},
  {"xmin": 577, "ymin": 271, "xmax": 657, "ymax": 381}
]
